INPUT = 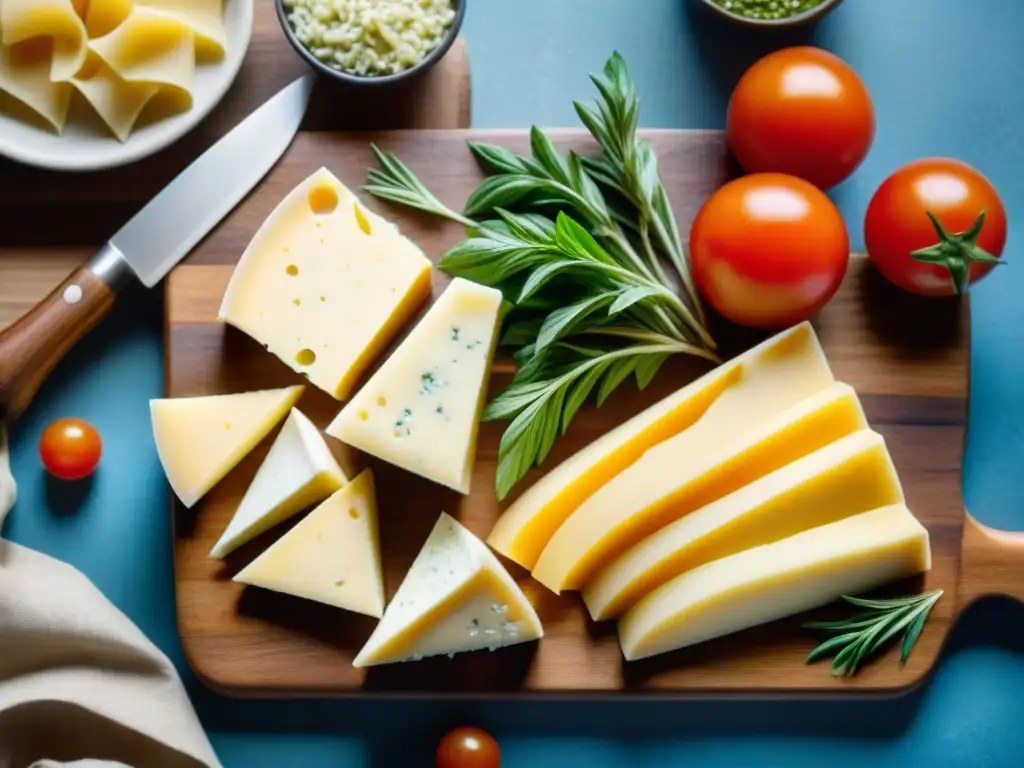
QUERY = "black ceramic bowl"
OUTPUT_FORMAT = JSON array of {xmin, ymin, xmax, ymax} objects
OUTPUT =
[
  {"xmin": 275, "ymin": 0, "xmax": 466, "ymax": 86},
  {"xmin": 696, "ymin": 0, "xmax": 844, "ymax": 28}
]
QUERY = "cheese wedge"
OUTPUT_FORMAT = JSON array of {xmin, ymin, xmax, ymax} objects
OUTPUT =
[
  {"xmin": 487, "ymin": 322, "xmax": 832, "ymax": 570},
  {"xmin": 219, "ymin": 168, "xmax": 433, "ymax": 401},
  {"xmin": 233, "ymin": 469, "xmax": 385, "ymax": 618},
  {"xmin": 583, "ymin": 429, "xmax": 904, "ymax": 620},
  {"xmin": 532, "ymin": 379, "xmax": 864, "ymax": 595},
  {"xmin": 326, "ymin": 277, "xmax": 502, "ymax": 494},
  {"xmin": 353, "ymin": 512, "xmax": 543, "ymax": 667},
  {"xmin": 210, "ymin": 408, "xmax": 347, "ymax": 558},
  {"xmin": 150, "ymin": 385, "xmax": 304, "ymax": 508},
  {"xmin": 618, "ymin": 504, "xmax": 931, "ymax": 661}
]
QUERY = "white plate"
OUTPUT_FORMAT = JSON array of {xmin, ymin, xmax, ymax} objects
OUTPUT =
[{"xmin": 0, "ymin": 0, "xmax": 255, "ymax": 173}]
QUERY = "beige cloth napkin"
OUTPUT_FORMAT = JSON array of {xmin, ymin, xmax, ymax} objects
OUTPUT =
[{"xmin": 0, "ymin": 434, "xmax": 222, "ymax": 768}]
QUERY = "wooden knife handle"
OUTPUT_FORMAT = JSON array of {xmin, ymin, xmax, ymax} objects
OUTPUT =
[
  {"xmin": 957, "ymin": 510, "xmax": 1024, "ymax": 610},
  {"xmin": 0, "ymin": 263, "xmax": 117, "ymax": 423}
]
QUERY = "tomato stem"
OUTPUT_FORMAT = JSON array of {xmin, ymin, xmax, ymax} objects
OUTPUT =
[{"xmin": 910, "ymin": 209, "xmax": 1005, "ymax": 295}]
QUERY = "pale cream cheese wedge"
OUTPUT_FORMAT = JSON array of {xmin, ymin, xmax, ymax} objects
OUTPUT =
[
  {"xmin": 0, "ymin": 423, "xmax": 15, "ymax": 530},
  {"xmin": 233, "ymin": 468, "xmax": 385, "ymax": 618},
  {"xmin": 531, "ymin": 379, "xmax": 864, "ymax": 595},
  {"xmin": 150, "ymin": 385, "xmax": 304, "ymax": 508},
  {"xmin": 618, "ymin": 504, "xmax": 931, "ymax": 661},
  {"xmin": 583, "ymin": 429, "xmax": 904, "ymax": 621},
  {"xmin": 353, "ymin": 512, "xmax": 543, "ymax": 667},
  {"xmin": 219, "ymin": 168, "xmax": 433, "ymax": 401},
  {"xmin": 327, "ymin": 277, "xmax": 502, "ymax": 494},
  {"xmin": 210, "ymin": 408, "xmax": 347, "ymax": 559},
  {"xmin": 486, "ymin": 322, "xmax": 832, "ymax": 570}
]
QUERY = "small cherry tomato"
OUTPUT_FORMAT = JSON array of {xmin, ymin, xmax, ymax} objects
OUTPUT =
[
  {"xmin": 39, "ymin": 418, "xmax": 102, "ymax": 481},
  {"xmin": 727, "ymin": 46, "xmax": 875, "ymax": 189},
  {"xmin": 864, "ymin": 158, "xmax": 1007, "ymax": 296},
  {"xmin": 689, "ymin": 173, "xmax": 850, "ymax": 329},
  {"xmin": 436, "ymin": 726, "xmax": 500, "ymax": 768}
]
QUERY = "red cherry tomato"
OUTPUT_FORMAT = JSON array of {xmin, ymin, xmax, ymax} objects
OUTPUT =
[
  {"xmin": 864, "ymin": 158, "xmax": 1007, "ymax": 296},
  {"xmin": 727, "ymin": 46, "xmax": 875, "ymax": 189},
  {"xmin": 689, "ymin": 173, "xmax": 850, "ymax": 329},
  {"xmin": 39, "ymin": 418, "xmax": 102, "ymax": 481},
  {"xmin": 436, "ymin": 726, "xmax": 500, "ymax": 768}
]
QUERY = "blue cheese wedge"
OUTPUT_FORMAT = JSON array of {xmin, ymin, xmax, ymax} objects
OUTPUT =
[
  {"xmin": 233, "ymin": 469, "xmax": 385, "ymax": 618},
  {"xmin": 352, "ymin": 512, "xmax": 543, "ymax": 667},
  {"xmin": 210, "ymin": 408, "xmax": 347, "ymax": 558},
  {"xmin": 218, "ymin": 168, "xmax": 433, "ymax": 401},
  {"xmin": 326, "ymin": 277, "xmax": 502, "ymax": 494},
  {"xmin": 150, "ymin": 385, "xmax": 305, "ymax": 508}
]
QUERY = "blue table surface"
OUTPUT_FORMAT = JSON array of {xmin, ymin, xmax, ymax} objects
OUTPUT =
[{"xmin": 7, "ymin": 0, "xmax": 1024, "ymax": 765}]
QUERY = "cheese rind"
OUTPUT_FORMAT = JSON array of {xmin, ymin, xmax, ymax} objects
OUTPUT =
[
  {"xmin": 618, "ymin": 504, "xmax": 931, "ymax": 661},
  {"xmin": 219, "ymin": 168, "xmax": 433, "ymax": 401},
  {"xmin": 531, "ymin": 379, "xmax": 864, "ymax": 595},
  {"xmin": 583, "ymin": 429, "xmax": 905, "ymax": 620},
  {"xmin": 487, "ymin": 322, "xmax": 831, "ymax": 570},
  {"xmin": 150, "ymin": 385, "xmax": 304, "ymax": 508},
  {"xmin": 326, "ymin": 277, "xmax": 502, "ymax": 494},
  {"xmin": 210, "ymin": 408, "xmax": 347, "ymax": 559},
  {"xmin": 353, "ymin": 512, "xmax": 543, "ymax": 667},
  {"xmin": 233, "ymin": 469, "xmax": 385, "ymax": 618}
]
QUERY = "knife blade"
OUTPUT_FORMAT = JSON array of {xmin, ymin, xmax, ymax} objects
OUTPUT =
[{"xmin": 0, "ymin": 73, "xmax": 316, "ymax": 423}]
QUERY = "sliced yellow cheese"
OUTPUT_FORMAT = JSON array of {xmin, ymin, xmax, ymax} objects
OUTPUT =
[
  {"xmin": 583, "ymin": 429, "xmax": 904, "ymax": 620},
  {"xmin": 210, "ymin": 408, "xmax": 347, "ymax": 559},
  {"xmin": 326, "ymin": 277, "xmax": 502, "ymax": 494},
  {"xmin": 353, "ymin": 512, "xmax": 543, "ymax": 667},
  {"xmin": 219, "ymin": 168, "xmax": 434, "ymax": 401},
  {"xmin": 89, "ymin": 6, "xmax": 196, "ymax": 96},
  {"xmin": 487, "ymin": 322, "xmax": 831, "ymax": 570},
  {"xmin": 532, "ymin": 374, "xmax": 860, "ymax": 595},
  {"xmin": 71, "ymin": 55, "xmax": 160, "ymax": 142},
  {"xmin": 150, "ymin": 385, "xmax": 304, "ymax": 508},
  {"xmin": 618, "ymin": 504, "xmax": 931, "ymax": 661},
  {"xmin": 0, "ymin": 39, "xmax": 74, "ymax": 133},
  {"xmin": 1, "ymin": 0, "xmax": 88, "ymax": 83},
  {"xmin": 137, "ymin": 0, "xmax": 228, "ymax": 60},
  {"xmin": 233, "ymin": 469, "xmax": 385, "ymax": 618},
  {"xmin": 85, "ymin": 0, "xmax": 134, "ymax": 38}
]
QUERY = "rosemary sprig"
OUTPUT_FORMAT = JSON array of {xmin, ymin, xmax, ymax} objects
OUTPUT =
[
  {"xmin": 361, "ymin": 52, "xmax": 719, "ymax": 498},
  {"xmin": 804, "ymin": 589, "xmax": 943, "ymax": 676}
]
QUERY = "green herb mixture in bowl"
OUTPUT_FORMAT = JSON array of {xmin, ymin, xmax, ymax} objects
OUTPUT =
[
  {"xmin": 699, "ymin": 0, "xmax": 843, "ymax": 26},
  {"xmin": 276, "ymin": 0, "xmax": 465, "ymax": 84}
]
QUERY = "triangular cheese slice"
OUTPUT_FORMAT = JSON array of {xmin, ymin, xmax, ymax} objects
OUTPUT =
[
  {"xmin": 210, "ymin": 408, "xmax": 347, "ymax": 558},
  {"xmin": 327, "ymin": 277, "xmax": 502, "ymax": 494},
  {"xmin": 150, "ymin": 385, "xmax": 304, "ymax": 508},
  {"xmin": 233, "ymin": 469, "xmax": 385, "ymax": 618},
  {"xmin": 353, "ymin": 512, "xmax": 543, "ymax": 667}
]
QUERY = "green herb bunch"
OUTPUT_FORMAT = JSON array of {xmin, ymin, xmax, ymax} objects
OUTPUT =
[{"xmin": 363, "ymin": 52, "xmax": 718, "ymax": 499}]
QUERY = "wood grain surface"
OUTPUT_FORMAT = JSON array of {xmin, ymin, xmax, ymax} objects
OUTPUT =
[
  {"xmin": 0, "ymin": 0, "xmax": 470, "ymax": 329},
  {"xmin": 164, "ymin": 129, "xmax": 1004, "ymax": 697}
]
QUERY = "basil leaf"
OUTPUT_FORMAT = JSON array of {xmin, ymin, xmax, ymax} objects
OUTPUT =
[
  {"xmin": 530, "ymin": 126, "xmax": 572, "ymax": 186},
  {"xmin": 536, "ymin": 292, "xmax": 617, "ymax": 352},
  {"xmin": 464, "ymin": 175, "xmax": 548, "ymax": 218},
  {"xmin": 467, "ymin": 140, "xmax": 541, "ymax": 176}
]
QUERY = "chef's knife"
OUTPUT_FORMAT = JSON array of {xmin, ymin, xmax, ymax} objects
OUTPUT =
[{"xmin": 0, "ymin": 73, "xmax": 316, "ymax": 423}]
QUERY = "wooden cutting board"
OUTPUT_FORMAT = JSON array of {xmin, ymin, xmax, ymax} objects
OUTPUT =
[{"xmin": 166, "ymin": 128, "xmax": 1022, "ymax": 698}]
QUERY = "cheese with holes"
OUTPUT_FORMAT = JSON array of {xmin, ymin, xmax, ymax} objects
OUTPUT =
[
  {"xmin": 210, "ymin": 408, "xmax": 347, "ymax": 558},
  {"xmin": 619, "ymin": 504, "xmax": 931, "ymax": 661},
  {"xmin": 487, "ymin": 322, "xmax": 831, "ymax": 570},
  {"xmin": 583, "ymin": 429, "xmax": 904, "ymax": 620},
  {"xmin": 532, "ymin": 372, "xmax": 861, "ymax": 595},
  {"xmin": 219, "ymin": 168, "xmax": 433, "ymax": 401},
  {"xmin": 326, "ymin": 277, "xmax": 502, "ymax": 494},
  {"xmin": 150, "ymin": 385, "xmax": 304, "ymax": 508},
  {"xmin": 233, "ymin": 468, "xmax": 385, "ymax": 617},
  {"xmin": 353, "ymin": 512, "xmax": 543, "ymax": 667}
]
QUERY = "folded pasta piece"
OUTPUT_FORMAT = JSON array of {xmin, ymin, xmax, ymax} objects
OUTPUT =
[
  {"xmin": 1, "ymin": 0, "xmax": 88, "ymax": 82},
  {"xmin": 84, "ymin": 0, "xmax": 134, "ymax": 38},
  {"xmin": 139, "ymin": 0, "xmax": 228, "ymax": 60},
  {"xmin": 71, "ymin": 55, "xmax": 160, "ymax": 141},
  {"xmin": 90, "ymin": 6, "xmax": 196, "ymax": 96},
  {"xmin": 0, "ymin": 39, "xmax": 74, "ymax": 132}
]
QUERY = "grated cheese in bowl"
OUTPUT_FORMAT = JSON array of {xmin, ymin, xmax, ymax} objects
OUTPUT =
[{"xmin": 282, "ymin": 0, "xmax": 459, "ymax": 78}]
